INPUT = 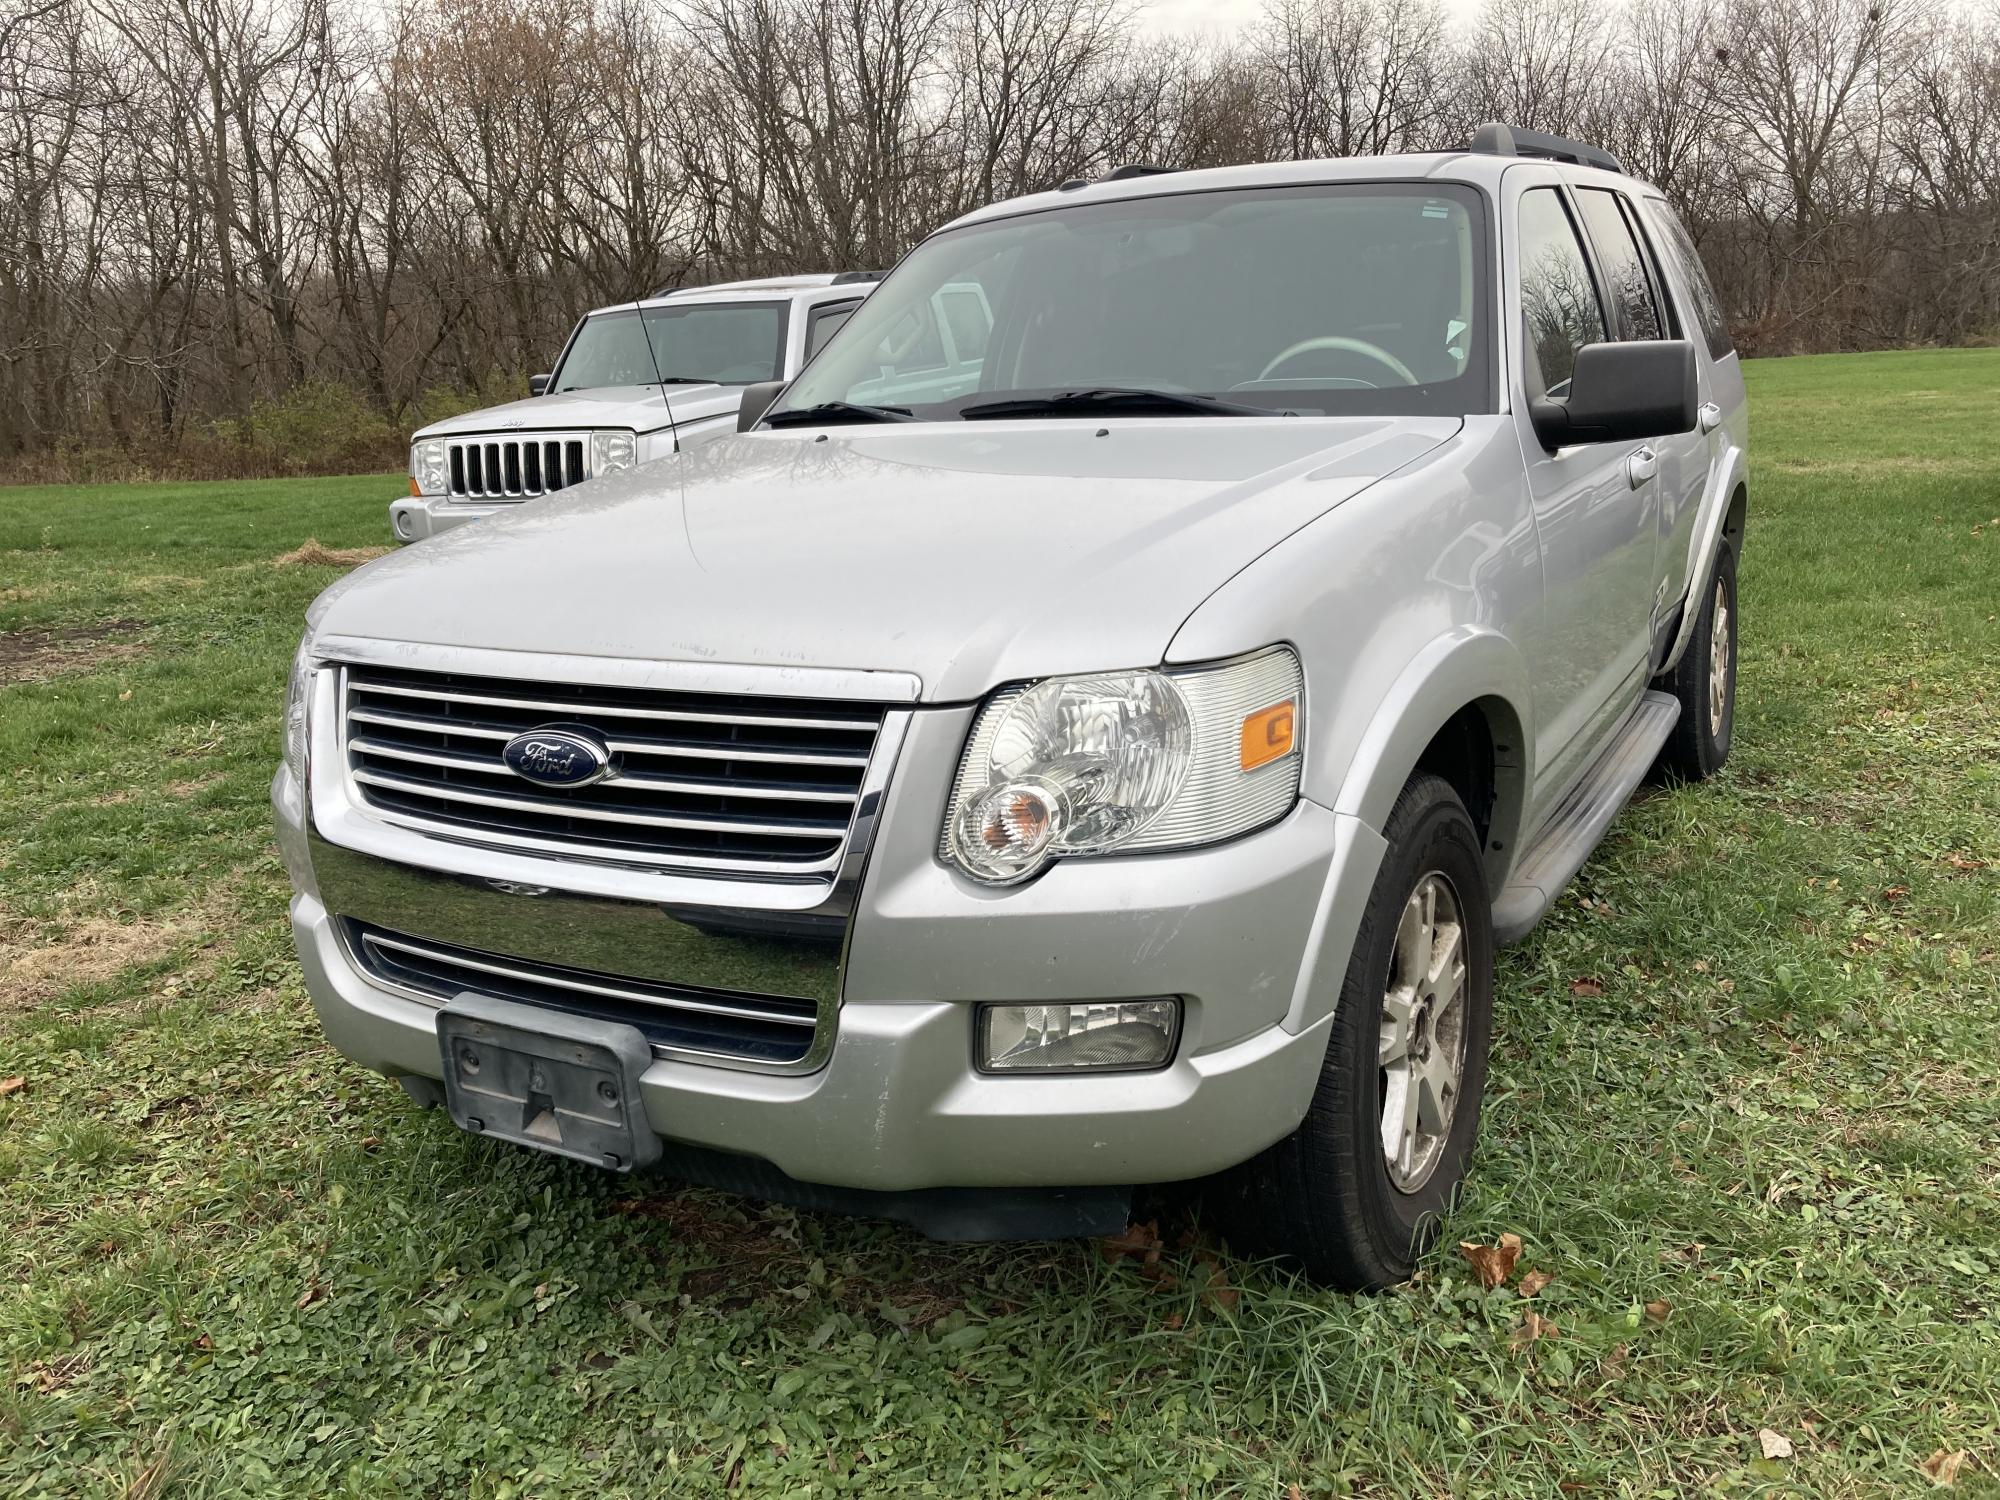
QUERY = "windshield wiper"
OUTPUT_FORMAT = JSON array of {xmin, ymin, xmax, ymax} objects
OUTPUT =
[
  {"xmin": 654, "ymin": 376, "xmax": 719, "ymax": 386},
  {"xmin": 958, "ymin": 387, "xmax": 1284, "ymax": 420},
  {"xmin": 762, "ymin": 401, "xmax": 917, "ymax": 427}
]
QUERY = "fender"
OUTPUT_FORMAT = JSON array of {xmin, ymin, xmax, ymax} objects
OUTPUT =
[
  {"xmin": 1660, "ymin": 438, "xmax": 1747, "ymax": 674},
  {"xmin": 1276, "ymin": 628, "xmax": 1533, "ymax": 1036},
  {"xmin": 1327, "ymin": 625, "xmax": 1534, "ymax": 888}
]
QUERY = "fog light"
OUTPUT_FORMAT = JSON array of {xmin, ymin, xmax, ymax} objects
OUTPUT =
[{"xmin": 977, "ymin": 1000, "xmax": 1180, "ymax": 1073}]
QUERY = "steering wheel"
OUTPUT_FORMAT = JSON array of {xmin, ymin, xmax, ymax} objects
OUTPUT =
[{"xmin": 1258, "ymin": 336, "xmax": 1419, "ymax": 387}]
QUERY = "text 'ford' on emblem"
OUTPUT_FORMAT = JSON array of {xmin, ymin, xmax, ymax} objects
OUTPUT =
[{"xmin": 501, "ymin": 726, "xmax": 615, "ymax": 789}]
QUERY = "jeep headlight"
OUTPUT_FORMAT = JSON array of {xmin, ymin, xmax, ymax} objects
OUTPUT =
[
  {"xmin": 943, "ymin": 647, "xmax": 1303, "ymax": 885},
  {"xmin": 411, "ymin": 439, "xmax": 448, "ymax": 495},
  {"xmin": 590, "ymin": 429, "xmax": 637, "ymax": 477}
]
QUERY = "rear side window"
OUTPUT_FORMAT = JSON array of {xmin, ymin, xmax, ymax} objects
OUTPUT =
[
  {"xmin": 1517, "ymin": 188, "xmax": 1606, "ymax": 398},
  {"xmin": 1575, "ymin": 189, "xmax": 1663, "ymax": 340},
  {"xmin": 1643, "ymin": 200, "xmax": 1733, "ymax": 359}
]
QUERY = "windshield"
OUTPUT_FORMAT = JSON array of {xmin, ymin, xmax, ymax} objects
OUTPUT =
[
  {"xmin": 552, "ymin": 302, "xmax": 788, "ymax": 392},
  {"xmin": 775, "ymin": 184, "xmax": 1491, "ymax": 421}
]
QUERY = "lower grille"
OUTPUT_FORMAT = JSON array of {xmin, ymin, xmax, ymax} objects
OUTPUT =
[
  {"xmin": 344, "ymin": 920, "xmax": 825, "ymax": 1068},
  {"xmin": 448, "ymin": 434, "xmax": 587, "ymax": 498}
]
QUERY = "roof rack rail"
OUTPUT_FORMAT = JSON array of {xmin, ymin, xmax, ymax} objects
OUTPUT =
[
  {"xmin": 830, "ymin": 270, "xmax": 887, "ymax": 285},
  {"xmin": 1102, "ymin": 163, "xmax": 1176, "ymax": 182},
  {"xmin": 1463, "ymin": 121, "xmax": 1623, "ymax": 175}
]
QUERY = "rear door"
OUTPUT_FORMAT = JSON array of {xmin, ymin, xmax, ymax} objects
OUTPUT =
[
  {"xmin": 1572, "ymin": 185, "xmax": 1703, "ymax": 665},
  {"xmin": 1509, "ymin": 173, "xmax": 1663, "ymax": 804},
  {"xmin": 1640, "ymin": 198, "xmax": 1747, "ymax": 615}
]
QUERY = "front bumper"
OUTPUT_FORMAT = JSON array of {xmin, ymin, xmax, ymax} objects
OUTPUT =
[
  {"xmin": 389, "ymin": 494, "xmax": 510, "ymax": 543},
  {"xmin": 274, "ymin": 721, "xmax": 1385, "ymax": 1195}
]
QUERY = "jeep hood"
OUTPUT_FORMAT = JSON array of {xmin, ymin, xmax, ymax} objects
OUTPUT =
[
  {"xmin": 411, "ymin": 384, "xmax": 738, "ymax": 440},
  {"xmin": 320, "ymin": 418, "xmax": 1459, "ymax": 701}
]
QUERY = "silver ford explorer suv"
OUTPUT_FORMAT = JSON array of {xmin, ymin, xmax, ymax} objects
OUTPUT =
[
  {"xmin": 277, "ymin": 124, "xmax": 1748, "ymax": 1288},
  {"xmin": 390, "ymin": 274, "xmax": 885, "ymax": 542}
]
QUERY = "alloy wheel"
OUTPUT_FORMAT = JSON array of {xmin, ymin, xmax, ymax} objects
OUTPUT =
[{"xmin": 1378, "ymin": 872, "xmax": 1469, "ymax": 1193}]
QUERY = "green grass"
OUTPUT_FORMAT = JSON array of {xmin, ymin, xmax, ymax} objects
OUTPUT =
[{"xmin": 2, "ymin": 356, "xmax": 1997, "ymax": 1498}]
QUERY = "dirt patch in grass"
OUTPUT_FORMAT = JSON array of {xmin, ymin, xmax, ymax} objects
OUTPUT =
[
  {"xmin": 272, "ymin": 539, "xmax": 391, "ymax": 568},
  {"xmin": 0, "ymin": 916, "xmax": 184, "ymax": 1009},
  {"xmin": 0, "ymin": 618, "xmax": 145, "ymax": 685}
]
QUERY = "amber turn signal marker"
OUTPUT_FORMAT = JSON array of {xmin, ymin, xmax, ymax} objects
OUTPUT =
[
  {"xmin": 408, "ymin": 476, "xmax": 423, "ymax": 497},
  {"xmin": 1240, "ymin": 700, "xmax": 1297, "ymax": 771}
]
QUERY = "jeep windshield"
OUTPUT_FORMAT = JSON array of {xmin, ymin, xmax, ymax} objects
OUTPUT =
[
  {"xmin": 773, "ymin": 183, "xmax": 1491, "ymax": 422},
  {"xmin": 552, "ymin": 301, "xmax": 788, "ymax": 393}
]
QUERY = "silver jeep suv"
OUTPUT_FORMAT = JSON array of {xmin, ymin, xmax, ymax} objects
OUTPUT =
[{"xmin": 275, "ymin": 124, "xmax": 1748, "ymax": 1288}]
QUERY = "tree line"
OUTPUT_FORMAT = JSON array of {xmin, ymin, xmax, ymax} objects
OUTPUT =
[{"xmin": 3, "ymin": 0, "xmax": 1997, "ymax": 473}]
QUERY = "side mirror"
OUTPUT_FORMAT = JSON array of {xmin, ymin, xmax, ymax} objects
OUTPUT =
[
  {"xmin": 737, "ymin": 380, "xmax": 787, "ymax": 433},
  {"xmin": 1530, "ymin": 340, "xmax": 1697, "ymax": 450},
  {"xmin": 528, "ymin": 373, "xmax": 550, "ymax": 397}
]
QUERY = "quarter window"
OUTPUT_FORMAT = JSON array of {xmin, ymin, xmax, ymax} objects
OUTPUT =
[
  {"xmin": 1576, "ymin": 189, "xmax": 1664, "ymax": 340},
  {"xmin": 1517, "ymin": 188, "xmax": 1606, "ymax": 398},
  {"xmin": 805, "ymin": 301, "xmax": 859, "ymax": 360},
  {"xmin": 1643, "ymin": 200, "xmax": 1734, "ymax": 359}
]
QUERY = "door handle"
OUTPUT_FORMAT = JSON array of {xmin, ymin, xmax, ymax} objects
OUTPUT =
[
  {"xmin": 1698, "ymin": 401, "xmax": 1722, "ymax": 433},
  {"xmin": 1627, "ymin": 446, "xmax": 1658, "ymax": 489}
]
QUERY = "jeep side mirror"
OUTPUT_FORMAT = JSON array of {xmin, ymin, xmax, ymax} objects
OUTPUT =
[
  {"xmin": 737, "ymin": 380, "xmax": 787, "ymax": 433},
  {"xmin": 1529, "ymin": 340, "xmax": 1697, "ymax": 450},
  {"xmin": 528, "ymin": 373, "xmax": 550, "ymax": 397}
]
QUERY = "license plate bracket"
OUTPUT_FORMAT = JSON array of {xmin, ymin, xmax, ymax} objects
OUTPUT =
[{"xmin": 436, "ymin": 994, "xmax": 660, "ymax": 1172}]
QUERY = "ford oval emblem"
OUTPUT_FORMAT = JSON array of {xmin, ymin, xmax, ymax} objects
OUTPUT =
[{"xmin": 501, "ymin": 726, "xmax": 615, "ymax": 788}]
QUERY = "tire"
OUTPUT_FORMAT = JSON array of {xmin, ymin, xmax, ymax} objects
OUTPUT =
[
  {"xmin": 1208, "ymin": 773, "xmax": 1495, "ymax": 1290},
  {"xmin": 1653, "ymin": 540, "xmax": 1737, "ymax": 781}
]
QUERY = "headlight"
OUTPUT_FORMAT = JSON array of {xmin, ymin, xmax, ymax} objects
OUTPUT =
[
  {"xmin": 590, "ymin": 429, "xmax": 637, "ymax": 477},
  {"xmin": 283, "ymin": 629, "xmax": 317, "ymax": 784},
  {"xmin": 411, "ymin": 439, "xmax": 448, "ymax": 495},
  {"xmin": 943, "ymin": 646, "xmax": 1303, "ymax": 885}
]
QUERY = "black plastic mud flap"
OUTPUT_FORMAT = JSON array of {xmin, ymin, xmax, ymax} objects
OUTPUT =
[{"xmin": 436, "ymin": 994, "xmax": 661, "ymax": 1172}]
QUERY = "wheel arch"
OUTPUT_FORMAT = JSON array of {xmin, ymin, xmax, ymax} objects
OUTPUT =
[{"xmin": 1325, "ymin": 628, "xmax": 1533, "ymax": 893}]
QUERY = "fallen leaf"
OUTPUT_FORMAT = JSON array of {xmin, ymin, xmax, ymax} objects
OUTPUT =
[
  {"xmin": 1644, "ymin": 1298, "xmax": 1672, "ymax": 1323},
  {"xmin": 295, "ymin": 1280, "xmax": 327, "ymax": 1310},
  {"xmin": 1570, "ymin": 977, "xmax": 1604, "ymax": 997},
  {"xmin": 1461, "ymin": 1232, "xmax": 1523, "ymax": 1289},
  {"xmin": 1518, "ymin": 1269, "xmax": 1554, "ymax": 1298},
  {"xmin": 1945, "ymin": 854, "xmax": 1987, "ymax": 872},
  {"xmin": 1098, "ymin": 1220, "xmax": 1164, "ymax": 1268},
  {"xmin": 1759, "ymin": 1429, "xmax": 1794, "ymax": 1461},
  {"xmin": 118, "ymin": 689, "xmax": 133, "ymax": 701},
  {"xmin": 192, "ymin": 1333, "xmax": 213, "ymax": 1351},
  {"xmin": 1510, "ymin": 1310, "xmax": 1558, "ymax": 1348},
  {"xmin": 1884, "ymin": 885, "xmax": 1909, "ymax": 901},
  {"xmin": 1921, "ymin": 1449, "xmax": 1967, "ymax": 1486},
  {"xmin": 1162, "ymin": 1312, "xmax": 1183, "ymax": 1331},
  {"xmin": 359, "ymin": 1135, "xmax": 382, "ymax": 1151},
  {"xmin": 0, "ymin": 1076, "xmax": 24, "ymax": 1097},
  {"xmin": 1288, "ymin": 1486, "xmax": 1305, "ymax": 1500}
]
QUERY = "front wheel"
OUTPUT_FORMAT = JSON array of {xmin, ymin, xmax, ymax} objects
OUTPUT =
[{"xmin": 1209, "ymin": 773, "xmax": 1494, "ymax": 1289}]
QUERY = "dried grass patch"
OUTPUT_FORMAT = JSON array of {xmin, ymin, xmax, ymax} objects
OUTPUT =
[
  {"xmin": 0, "ymin": 618, "xmax": 146, "ymax": 685},
  {"xmin": 0, "ymin": 916, "xmax": 185, "ymax": 1009},
  {"xmin": 271, "ymin": 539, "xmax": 390, "ymax": 568}
]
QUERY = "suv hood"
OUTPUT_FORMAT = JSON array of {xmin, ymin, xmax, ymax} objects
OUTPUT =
[
  {"xmin": 411, "ymin": 384, "xmax": 741, "ymax": 440},
  {"xmin": 322, "ymin": 418, "xmax": 1460, "ymax": 701}
]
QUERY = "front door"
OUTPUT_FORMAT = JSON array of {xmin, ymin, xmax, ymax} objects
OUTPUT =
[{"xmin": 1510, "ymin": 179, "xmax": 1663, "ymax": 805}]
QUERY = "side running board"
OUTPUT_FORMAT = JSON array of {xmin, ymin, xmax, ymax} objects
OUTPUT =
[{"xmin": 1493, "ymin": 691, "xmax": 1680, "ymax": 945}]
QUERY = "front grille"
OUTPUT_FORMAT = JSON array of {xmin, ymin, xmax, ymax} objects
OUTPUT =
[
  {"xmin": 343, "ymin": 920, "xmax": 823, "ymax": 1066},
  {"xmin": 340, "ymin": 664, "xmax": 887, "ymax": 876},
  {"xmin": 448, "ymin": 434, "xmax": 588, "ymax": 498}
]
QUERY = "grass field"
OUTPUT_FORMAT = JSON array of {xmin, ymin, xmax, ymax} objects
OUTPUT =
[{"xmin": 2, "ymin": 349, "xmax": 1997, "ymax": 1498}]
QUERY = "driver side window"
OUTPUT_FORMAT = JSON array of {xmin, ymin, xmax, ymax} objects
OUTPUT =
[{"xmin": 1517, "ymin": 189, "xmax": 1606, "ymax": 399}]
